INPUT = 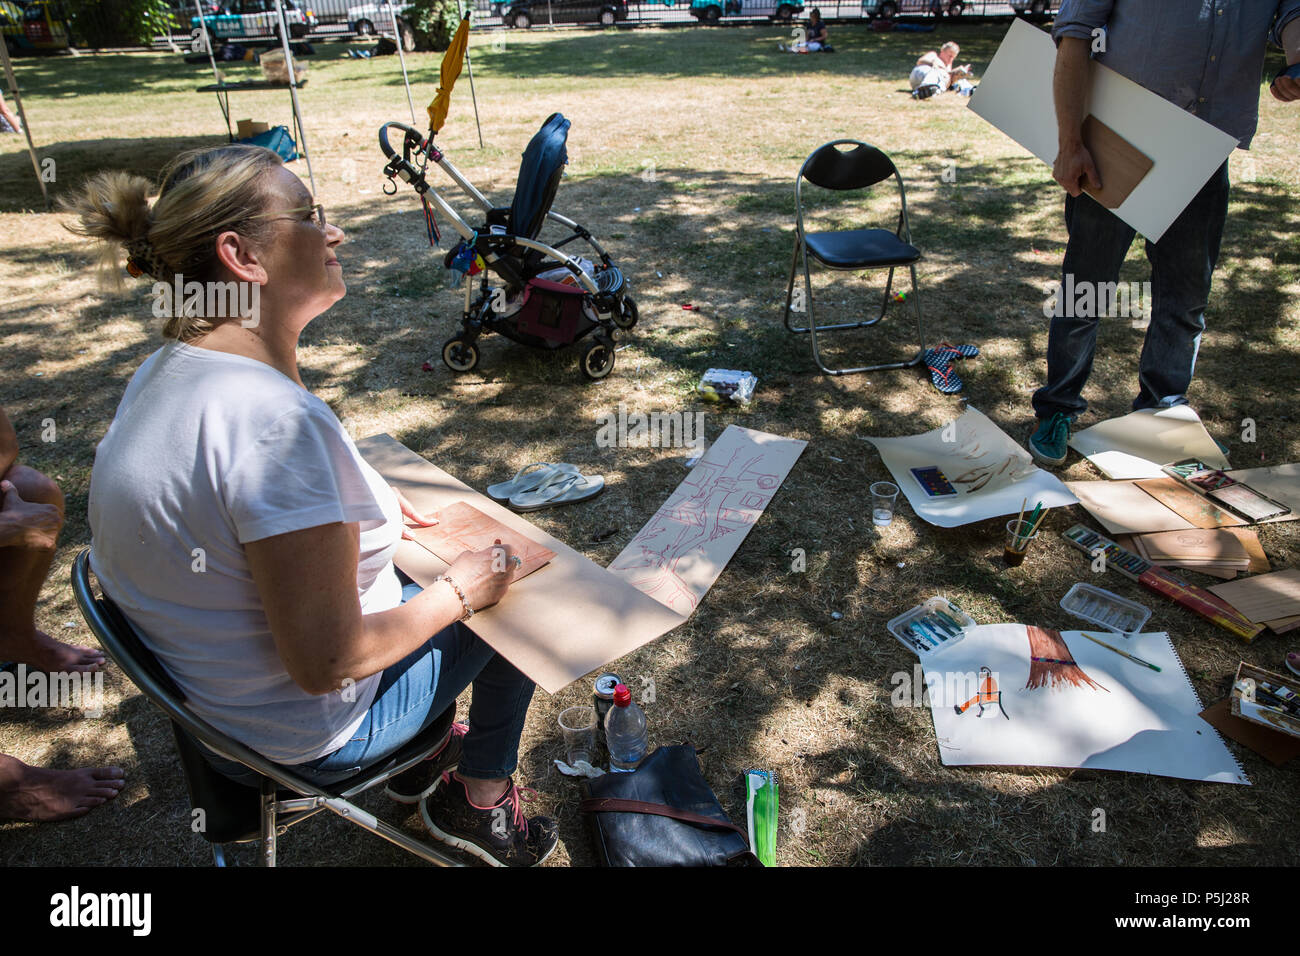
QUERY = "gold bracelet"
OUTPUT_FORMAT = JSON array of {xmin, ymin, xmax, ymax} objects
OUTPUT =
[{"xmin": 438, "ymin": 574, "xmax": 474, "ymax": 620}]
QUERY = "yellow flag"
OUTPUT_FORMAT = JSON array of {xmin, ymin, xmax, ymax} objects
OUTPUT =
[{"xmin": 427, "ymin": 16, "xmax": 470, "ymax": 134}]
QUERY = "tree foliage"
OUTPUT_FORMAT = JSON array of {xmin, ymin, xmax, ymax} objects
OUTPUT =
[
  {"xmin": 63, "ymin": 0, "xmax": 179, "ymax": 47},
  {"xmin": 406, "ymin": 0, "xmax": 460, "ymax": 51}
]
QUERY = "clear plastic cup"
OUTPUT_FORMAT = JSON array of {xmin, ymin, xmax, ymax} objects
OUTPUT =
[
  {"xmin": 557, "ymin": 706, "xmax": 597, "ymax": 767},
  {"xmin": 1003, "ymin": 519, "xmax": 1040, "ymax": 567},
  {"xmin": 870, "ymin": 481, "xmax": 900, "ymax": 527}
]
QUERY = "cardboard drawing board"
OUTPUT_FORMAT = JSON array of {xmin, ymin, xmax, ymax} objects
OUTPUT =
[
  {"xmin": 968, "ymin": 18, "xmax": 1239, "ymax": 242},
  {"xmin": 1135, "ymin": 477, "xmax": 1246, "ymax": 530},
  {"xmin": 358, "ymin": 434, "xmax": 684, "ymax": 694},
  {"xmin": 1208, "ymin": 569, "xmax": 1300, "ymax": 626},
  {"xmin": 1065, "ymin": 479, "xmax": 1195, "ymax": 535},
  {"xmin": 358, "ymin": 425, "xmax": 804, "ymax": 693},
  {"xmin": 864, "ymin": 407, "xmax": 1076, "ymax": 528},
  {"xmin": 926, "ymin": 623, "xmax": 1247, "ymax": 784},
  {"xmin": 607, "ymin": 425, "xmax": 807, "ymax": 615},
  {"xmin": 1080, "ymin": 115, "xmax": 1154, "ymax": 209},
  {"xmin": 1068, "ymin": 406, "xmax": 1229, "ymax": 480}
]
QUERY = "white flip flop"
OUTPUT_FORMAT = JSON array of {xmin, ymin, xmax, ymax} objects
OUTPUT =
[
  {"xmin": 508, "ymin": 470, "xmax": 604, "ymax": 512},
  {"xmin": 486, "ymin": 462, "xmax": 578, "ymax": 503}
]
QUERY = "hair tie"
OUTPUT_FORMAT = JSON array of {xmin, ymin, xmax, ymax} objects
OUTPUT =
[{"xmin": 125, "ymin": 237, "xmax": 170, "ymax": 281}]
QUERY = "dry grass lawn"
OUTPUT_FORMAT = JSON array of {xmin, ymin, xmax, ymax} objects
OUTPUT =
[{"xmin": 1, "ymin": 21, "xmax": 1298, "ymax": 866}]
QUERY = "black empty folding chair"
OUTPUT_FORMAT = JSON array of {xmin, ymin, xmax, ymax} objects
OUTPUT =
[
  {"xmin": 783, "ymin": 139, "xmax": 928, "ymax": 376},
  {"xmin": 71, "ymin": 549, "xmax": 463, "ymax": 867}
]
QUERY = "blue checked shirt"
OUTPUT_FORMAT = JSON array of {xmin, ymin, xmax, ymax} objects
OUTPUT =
[{"xmin": 1053, "ymin": 0, "xmax": 1300, "ymax": 147}]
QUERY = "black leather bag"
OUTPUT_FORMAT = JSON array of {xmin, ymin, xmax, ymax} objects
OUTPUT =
[{"xmin": 579, "ymin": 744, "xmax": 760, "ymax": 867}]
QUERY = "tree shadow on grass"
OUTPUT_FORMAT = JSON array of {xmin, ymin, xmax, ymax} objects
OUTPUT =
[{"xmin": 3, "ymin": 144, "xmax": 1296, "ymax": 865}]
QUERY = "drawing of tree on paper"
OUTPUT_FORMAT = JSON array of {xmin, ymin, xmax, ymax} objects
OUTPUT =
[
  {"xmin": 1024, "ymin": 626, "xmax": 1109, "ymax": 693},
  {"xmin": 607, "ymin": 445, "xmax": 782, "ymax": 615}
]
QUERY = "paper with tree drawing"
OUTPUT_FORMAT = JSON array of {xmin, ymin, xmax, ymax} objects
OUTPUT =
[
  {"xmin": 607, "ymin": 425, "xmax": 807, "ymax": 615},
  {"xmin": 968, "ymin": 18, "xmax": 1238, "ymax": 242},
  {"xmin": 924, "ymin": 623, "xmax": 1247, "ymax": 783},
  {"xmin": 863, "ymin": 407, "xmax": 1076, "ymax": 528}
]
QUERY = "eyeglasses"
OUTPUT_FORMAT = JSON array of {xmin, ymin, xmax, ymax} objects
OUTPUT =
[{"xmin": 260, "ymin": 203, "xmax": 328, "ymax": 231}]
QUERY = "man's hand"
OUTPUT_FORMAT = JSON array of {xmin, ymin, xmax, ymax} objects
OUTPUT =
[
  {"xmin": 0, "ymin": 480, "xmax": 61, "ymax": 551},
  {"xmin": 1271, "ymin": 64, "xmax": 1300, "ymax": 102},
  {"xmin": 1053, "ymin": 139, "xmax": 1103, "ymax": 197}
]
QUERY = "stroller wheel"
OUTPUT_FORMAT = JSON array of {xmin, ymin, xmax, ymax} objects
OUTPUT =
[
  {"xmin": 579, "ymin": 339, "xmax": 616, "ymax": 381},
  {"xmin": 442, "ymin": 337, "xmax": 480, "ymax": 373},
  {"xmin": 611, "ymin": 296, "xmax": 638, "ymax": 331}
]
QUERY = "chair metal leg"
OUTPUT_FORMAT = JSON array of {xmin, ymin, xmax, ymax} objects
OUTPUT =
[
  {"xmin": 783, "ymin": 238, "xmax": 801, "ymax": 332},
  {"xmin": 320, "ymin": 796, "xmax": 462, "ymax": 866},
  {"xmin": 260, "ymin": 777, "xmax": 277, "ymax": 867},
  {"xmin": 798, "ymin": 258, "xmax": 927, "ymax": 376}
]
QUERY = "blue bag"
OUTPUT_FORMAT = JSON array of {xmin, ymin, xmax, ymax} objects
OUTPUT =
[{"xmin": 237, "ymin": 125, "xmax": 298, "ymax": 163}]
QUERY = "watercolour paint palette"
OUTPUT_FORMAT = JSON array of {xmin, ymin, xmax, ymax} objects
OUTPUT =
[{"xmin": 887, "ymin": 596, "xmax": 976, "ymax": 659}]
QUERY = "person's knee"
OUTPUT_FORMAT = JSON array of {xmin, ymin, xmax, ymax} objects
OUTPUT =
[{"xmin": 4, "ymin": 465, "xmax": 65, "ymax": 517}]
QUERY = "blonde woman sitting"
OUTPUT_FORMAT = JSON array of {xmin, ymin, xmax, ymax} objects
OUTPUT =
[{"xmin": 67, "ymin": 145, "xmax": 557, "ymax": 867}]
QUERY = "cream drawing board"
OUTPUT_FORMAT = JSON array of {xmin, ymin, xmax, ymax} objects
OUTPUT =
[{"xmin": 968, "ymin": 18, "xmax": 1239, "ymax": 242}]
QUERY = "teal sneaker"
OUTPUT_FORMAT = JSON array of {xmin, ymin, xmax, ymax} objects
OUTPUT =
[{"xmin": 1029, "ymin": 412, "xmax": 1074, "ymax": 466}]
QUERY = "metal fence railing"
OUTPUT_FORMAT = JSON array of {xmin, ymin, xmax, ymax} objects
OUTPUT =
[{"xmin": 156, "ymin": 0, "xmax": 1049, "ymax": 45}]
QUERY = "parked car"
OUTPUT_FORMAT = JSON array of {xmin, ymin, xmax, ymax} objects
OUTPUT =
[
  {"xmin": 690, "ymin": 0, "xmax": 801, "ymax": 22},
  {"xmin": 191, "ymin": 0, "xmax": 316, "ymax": 42},
  {"xmin": 346, "ymin": 0, "xmax": 410, "ymax": 35},
  {"xmin": 1010, "ymin": 0, "xmax": 1055, "ymax": 18},
  {"xmin": 3, "ymin": 0, "xmax": 73, "ymax": 53},
  {"xmin": 864, "ymin": 0, "xmax": 967, "ymax": 17},
  {"xmin": 502, "ymin": 0, "xmax": 627, "ymax": 29}
]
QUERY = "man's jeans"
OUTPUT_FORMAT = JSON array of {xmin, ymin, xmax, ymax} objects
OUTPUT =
[
  {"xmin": 1031, "ymin": 161, "xmax": 1230, "ymax": 421},
  {"xmin": 205, "ymin": 581, "xmax": 535, "ymax": 788}
]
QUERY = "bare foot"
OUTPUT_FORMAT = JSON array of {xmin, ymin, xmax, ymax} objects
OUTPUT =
[
  {"xmin": 0, "ymin": 754, "xmax": 125, "ymax": 822},
  {"xmin": 0, "ymin": 629, "xmax": 104, "ymax": 673}
]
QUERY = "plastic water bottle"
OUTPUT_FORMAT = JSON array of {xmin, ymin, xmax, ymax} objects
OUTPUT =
[{"xmin": 604, "ymin": 683, "xmax": 647, "ymax": 773}]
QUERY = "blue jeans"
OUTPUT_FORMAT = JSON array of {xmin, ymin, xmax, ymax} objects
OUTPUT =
[
  {"xmin": 206, "ymin": 581, "xmax": 535, "ymax": 788},
  {"xmin": 1031, "ymin": 161, "xmax": 1230, "ymax": 421}
]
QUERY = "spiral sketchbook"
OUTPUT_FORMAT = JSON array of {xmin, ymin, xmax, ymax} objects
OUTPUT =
[{"xmin": 924, "ymin": 623, "xmax": 1248, "ymax": 784}]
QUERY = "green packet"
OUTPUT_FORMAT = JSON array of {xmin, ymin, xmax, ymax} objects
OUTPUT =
[{"xmin": 744, "ymin": 769, "xmax": 778, "ymax": 867}]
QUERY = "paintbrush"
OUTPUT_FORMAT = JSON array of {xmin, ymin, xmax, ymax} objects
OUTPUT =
[{"xmin": 1080, "ymin": 632, "xmax": 1161, "ymax": 672}]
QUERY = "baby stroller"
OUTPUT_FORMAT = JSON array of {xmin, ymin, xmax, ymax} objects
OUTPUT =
[{"xmin": 378, "ymin": 113, "xmax": 637, "ymax": 380}]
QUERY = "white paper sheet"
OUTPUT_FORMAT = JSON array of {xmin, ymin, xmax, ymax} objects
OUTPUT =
[
  {"xmin": 925, "ymin": 624, "xmax": 1248, "ymax": 784},
  {"xmin": 968, "ymin": 18, "xmax": 1239, "ymax": 242},
  {"xmin": 863, "ymin": 407, "xmax": 1077, "ymax": 528},
  {"xmin": 1068, "ymin": 406, "xmax": 1229, "ymax": 480}
]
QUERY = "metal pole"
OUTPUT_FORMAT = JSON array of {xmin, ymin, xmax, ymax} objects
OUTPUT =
[
  {"xmin": 0, "ymin": 38, "xmax": 50, "ymax": 209},
  {"xmin": 272, "ymin": 0, "xmax": 316, "ymax": 196},
  {"xmin": 387, "ymin": 1, "xmax": 417, "ymax": 125},
  {"xmin": 192, "ymin": 0, "xmax": 231, "ymax": 140},
  {"xmin": 461, "ymin": 11, "xmax": 484, "ymax": 148}
]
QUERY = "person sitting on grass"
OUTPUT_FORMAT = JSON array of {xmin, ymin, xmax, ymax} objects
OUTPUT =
[
  {"xmin": 64, "ymin": 145, "xmax": 557, "ymax": 867},
  {"xmin": 0, "ymin": 406, "xmax": 126, "ymax": 822},
  {"xmin": 0, "ymin": 89, "xmax": 21, "ymax": 134},
  {"xmin": 780, "ymin": 8, "xmax": 832, "ymax": 53},
  {"xmin": 909, "ymin": 41, "xmax": 972, "ymax": 97}
]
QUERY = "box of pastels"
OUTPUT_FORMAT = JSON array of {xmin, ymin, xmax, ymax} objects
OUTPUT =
[
  {"xmin": 887, "ymin": 596, "xmax": 975, "ymax": 659},
  {"xmin": 1059, "ymin": 583, "xmax": 1151, "ymax": 636}
]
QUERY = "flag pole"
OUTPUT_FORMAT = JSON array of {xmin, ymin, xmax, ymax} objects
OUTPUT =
[{"xmin": 459, "ymin": 7, "xmax": 483, "ymax": 148}]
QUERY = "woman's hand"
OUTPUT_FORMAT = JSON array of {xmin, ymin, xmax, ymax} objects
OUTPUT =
[
  {"xmin": 394, "ymin": 487, "xmax": 438, "ymax": 540},
  {"xmin": 445, "ymin": 541, "xmax": 515, "ymax": 612}
]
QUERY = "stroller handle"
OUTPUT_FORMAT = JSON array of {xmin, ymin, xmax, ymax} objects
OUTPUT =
[{"xmin": 379, "ymin": 121, "xmax": 430, "ymax": 164}]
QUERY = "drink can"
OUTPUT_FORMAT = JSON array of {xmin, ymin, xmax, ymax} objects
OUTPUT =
[{"xmin": 593, "ymin": 672, "xmax": 621, "ymax": 740}]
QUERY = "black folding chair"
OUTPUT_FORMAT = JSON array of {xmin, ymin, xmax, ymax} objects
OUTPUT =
[
  {"xmin": 783, "ymin": 139, "xmax": 928, "ymax": 376},
  {"xmin": 70, "ymin": 549, "xmax": 463, "ymax": 867}
]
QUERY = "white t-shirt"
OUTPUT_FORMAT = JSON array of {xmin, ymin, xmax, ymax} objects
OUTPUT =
[{"xmin": 89, "ymin": 342, "xmax": 404, "ymax": 764}]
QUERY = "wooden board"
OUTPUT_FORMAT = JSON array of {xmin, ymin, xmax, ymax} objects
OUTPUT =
[
  {"xmin": 1081, "ymin": 114, "xmax": 1154, "ymax": 209},
  {"xmin": 1135, "ymin": 528, "xmax": 1249, "ymax": 567},
  {"xmin": 1135, "ymin": 477, "xmax": 1246, "ymax": 529},
  {"xmin": 406, "ymin": 501, "xmax": 555, "ymax": 585}
]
